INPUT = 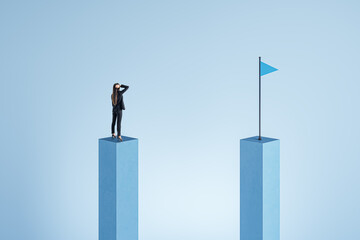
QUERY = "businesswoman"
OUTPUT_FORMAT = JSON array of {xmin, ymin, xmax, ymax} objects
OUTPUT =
[{"xmin": 111, "ymin": 83, "xmax": 129, "ymax": 141}]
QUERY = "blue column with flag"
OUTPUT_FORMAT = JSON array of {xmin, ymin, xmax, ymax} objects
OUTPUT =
[{"xmin": 240, "ymin": 57, "xmax": 279, "ymax": 240}]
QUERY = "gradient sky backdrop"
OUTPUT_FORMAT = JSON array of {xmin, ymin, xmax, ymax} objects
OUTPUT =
[{"xmin": 1, "ymin": 1, "xmax": 360, "ymax": 240}]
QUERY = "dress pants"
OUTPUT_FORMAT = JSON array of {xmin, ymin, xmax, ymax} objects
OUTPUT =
[{"xmin": 111, "ymin": 110, "xmax": 122, "ymax": 136}]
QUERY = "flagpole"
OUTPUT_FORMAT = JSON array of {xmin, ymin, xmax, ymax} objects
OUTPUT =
[{"xmin": 259, "ymin": 56, "xmax": 262, "ymax": 140}]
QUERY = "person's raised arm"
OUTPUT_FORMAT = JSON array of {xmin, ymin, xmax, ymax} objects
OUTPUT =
[{"xmin": 119, "ymin": 84, "xmax": 129, "ymax": 94}]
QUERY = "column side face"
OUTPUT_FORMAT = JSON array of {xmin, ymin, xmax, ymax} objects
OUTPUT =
[
  {"xmin": 263, "ymin": 140, "xmax": 280, "ymax": 240},
  {"xmin": 99, "ymin": 140, "xmax": 117, "ymax": 240},
  {"xmin": 116, "ymin": 140, "xmax": 138, "ymax": 240},
  {"xmin": 240, "ymin": 139, "xmax": 263, "ymax": 240}
]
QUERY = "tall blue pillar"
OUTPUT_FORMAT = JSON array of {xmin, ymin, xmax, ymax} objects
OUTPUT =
[
  {"xmin": 240, "ymin": 136, "xmax": 280, "ymax": 240},
  {"xmin": 99, "ymin": 136, "xmax": 138, "ymax": 240}
]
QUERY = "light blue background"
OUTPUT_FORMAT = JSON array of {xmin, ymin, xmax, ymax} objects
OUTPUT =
[{"xmin": 1, "ymin": 1, "xmax": 360, "ymax": 240}]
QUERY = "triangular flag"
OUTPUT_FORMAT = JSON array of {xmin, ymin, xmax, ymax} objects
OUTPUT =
[{"xmin": 260, "ymin": 61, "xmax": 278, "ymax": 76}]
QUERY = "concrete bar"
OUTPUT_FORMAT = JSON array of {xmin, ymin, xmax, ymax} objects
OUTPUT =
[
  {"xmin": 99, "ymin": 136, "xmax": 138, "ymax": 240},
  {"xmin": 240, "ymin": 136, "xmax": 280, "ymax": 240}
]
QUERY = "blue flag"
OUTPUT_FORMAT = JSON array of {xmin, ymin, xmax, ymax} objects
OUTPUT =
[{"xmin": 260, "ymin": 61, "xmax": 278, "ymax": 76}]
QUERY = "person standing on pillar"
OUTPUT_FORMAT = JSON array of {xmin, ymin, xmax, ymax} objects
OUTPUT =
[{"xmin": 111, "ymin": 83, "xmax": 129, "ymax": 141}]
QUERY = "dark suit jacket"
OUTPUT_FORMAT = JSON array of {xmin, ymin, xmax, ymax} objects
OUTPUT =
[{"xmin": 111, "ymin": 85, "xmax": 129, "ymax": 112}]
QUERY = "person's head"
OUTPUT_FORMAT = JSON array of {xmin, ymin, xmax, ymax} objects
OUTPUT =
[
  {"xmin": 113, "ymin": 83, "xmax": 120, "ymax": 90},
  {"xmin": 112, "ymin": 83, "xmax": 120, "ymax": 105}
]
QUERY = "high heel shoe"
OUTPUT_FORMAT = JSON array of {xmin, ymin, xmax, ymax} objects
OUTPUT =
[
  {"xmin": 112, "ymin": 133, "xmax": 116, "ymax": 138},
  {"xmin": 118, "ymin": 135, "xmax": 123, "ymax": 141}
]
